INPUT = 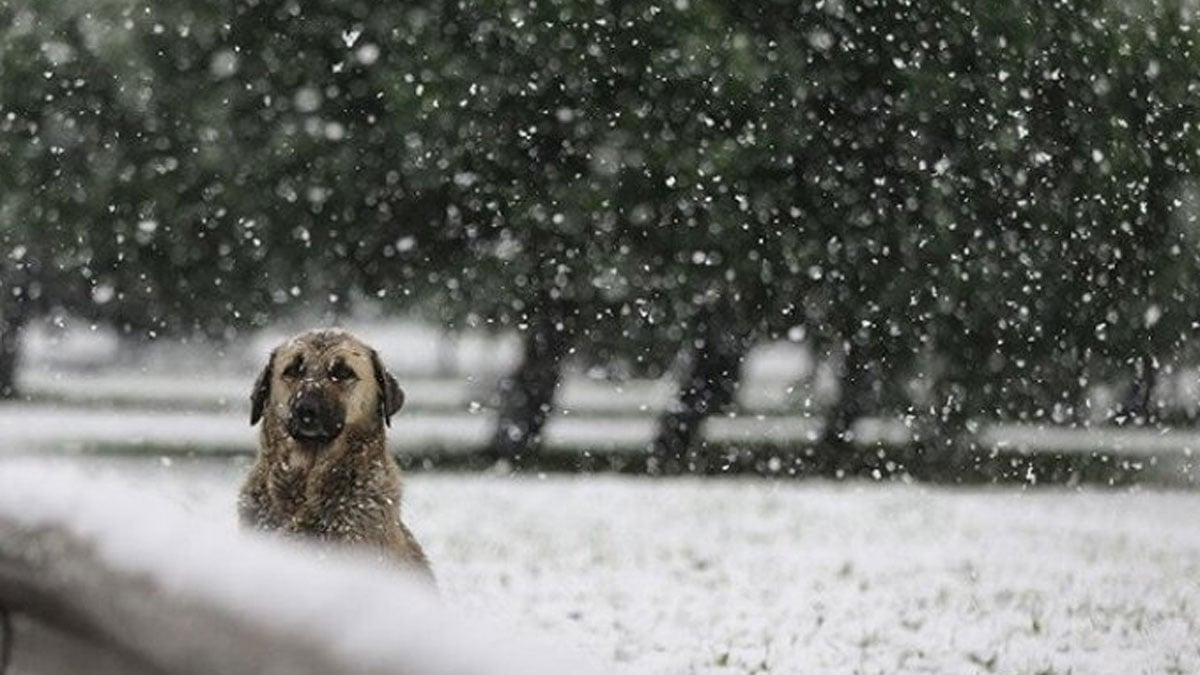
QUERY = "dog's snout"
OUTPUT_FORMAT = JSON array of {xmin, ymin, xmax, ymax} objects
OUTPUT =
[{"xmin": 285, "ymin": 390, "xmax": 344, "ymax": 443}]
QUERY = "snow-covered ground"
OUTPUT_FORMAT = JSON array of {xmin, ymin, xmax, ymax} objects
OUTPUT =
[
  {"xmin": 9, "ymin": 455, "xmax": 1197, "ymax": 674},
  {"xmin": 5, "ymin": 321, "xmax": 1198, "ymax": 671}
]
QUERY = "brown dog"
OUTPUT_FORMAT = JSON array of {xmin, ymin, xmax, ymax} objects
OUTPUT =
[{"xmin": 238, "ymin": 328, "xmax": 432, "ymax": 580}]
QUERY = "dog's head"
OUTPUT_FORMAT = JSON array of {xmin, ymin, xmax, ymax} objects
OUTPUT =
[{"xmin": 249, "ymin": 329, "xmax": 404, "ymax": 444}]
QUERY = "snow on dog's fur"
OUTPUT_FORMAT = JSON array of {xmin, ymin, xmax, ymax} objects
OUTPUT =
[{"xmin": 240, "ymin": 328, "xmax": 431, "ymax": 579}]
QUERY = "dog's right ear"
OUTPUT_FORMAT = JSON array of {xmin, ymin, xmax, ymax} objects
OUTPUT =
[
  {"xmin": 250, "ymin": 350, "xmax": 275, "ymax": 426},
  {"xmin": 370, "ymin": 349, "xmax": 404, "ymax": 427}
]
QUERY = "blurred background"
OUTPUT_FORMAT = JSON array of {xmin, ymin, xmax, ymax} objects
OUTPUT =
[{"xmin": 3, "ymin": 0, "xmax": 1200, "ymax": 482}]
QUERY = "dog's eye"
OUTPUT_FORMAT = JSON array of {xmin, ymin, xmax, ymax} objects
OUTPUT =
[
  {"xmin": 329, "ymin": 363, "xmax": 357, "ymax": 382},
  {"xmin": 282, "ymin": 360, "xmax": 303, "ymax": 379}
]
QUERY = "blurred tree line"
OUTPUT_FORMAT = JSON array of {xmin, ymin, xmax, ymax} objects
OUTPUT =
[{"xmin": 2, "ymin": 0, "xmax": 1199, "ymax": 472}]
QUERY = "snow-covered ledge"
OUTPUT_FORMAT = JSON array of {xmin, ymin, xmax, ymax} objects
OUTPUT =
[{"xmin": 0, "ymin": 464, "xmax": 589, "ymax": 675}]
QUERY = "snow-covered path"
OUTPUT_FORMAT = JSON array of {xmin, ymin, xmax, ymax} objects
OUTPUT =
[{"xmin": 10, "ymin": 456, "xmax": 1197, "ymax": 674}]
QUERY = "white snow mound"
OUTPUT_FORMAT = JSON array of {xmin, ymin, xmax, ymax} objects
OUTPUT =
[{"xmin": 0, "ymin": 461, "xmax": 597, "ymax": 675}]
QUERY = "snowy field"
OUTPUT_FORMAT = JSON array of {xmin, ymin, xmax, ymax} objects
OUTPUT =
[
  {"xmin": 4, "ymin": 323, "xmax": 1199, "ymax": 672},
  {"xmin": 7, "ymin": 455, "xmax": 1197, "ymax": 675}
]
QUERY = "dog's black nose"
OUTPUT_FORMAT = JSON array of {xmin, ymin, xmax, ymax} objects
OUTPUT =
[
  {"xmin": 294, "ymin": 399, "xmax": 319, "ymax": 425},
  {"xmin": 287, "ymin": 393, "xmax": 341, "ymax": 442}
]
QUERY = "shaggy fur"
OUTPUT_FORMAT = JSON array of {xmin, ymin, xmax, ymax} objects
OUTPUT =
[{"xmin": 238, "ymin": 329, "xmax": 432, "ymax": 579}]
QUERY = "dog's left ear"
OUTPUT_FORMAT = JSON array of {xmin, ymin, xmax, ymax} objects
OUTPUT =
[
  {"xmin": 250, "ymin": 349, "xmax": 276, "ymax": 426},
  {"xmin": 370, "ymin": 350, "xmax": 404, "ymax": 426}
]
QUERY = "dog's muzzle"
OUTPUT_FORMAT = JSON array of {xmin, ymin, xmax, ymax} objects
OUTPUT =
[{"xmin": 285, "ymin": 391, "xmax": 345, "ymax": 443}]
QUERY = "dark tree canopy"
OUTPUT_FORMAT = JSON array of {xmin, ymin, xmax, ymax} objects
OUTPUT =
[{"xmin": 2, "ymin": 0, "xmax": 1199, "ymax": 460}]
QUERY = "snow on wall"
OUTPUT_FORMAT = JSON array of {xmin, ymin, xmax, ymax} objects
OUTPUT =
[{"xmin": 0, "ymin": 461, "xmax": 596, "ymax": 675}]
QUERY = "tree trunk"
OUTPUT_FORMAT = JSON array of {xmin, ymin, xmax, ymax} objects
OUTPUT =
[
  {"xmin": 650, "ymin": 308, "xmax": 746, "ymax": 474},
  {"xmin": 488, "ymin": 303, "xmax": 572, "ymax": 465},
  {"xmin": 815, "ymin": 339, "xmax": 870, "ymax": 472},
  {"xmin": 1114, "ymin": 353, "xmax": 1158, "ymax": 426},
  {"xmin": 0, "ymin": 303, "xmax": 28, "ymax": 400}
]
